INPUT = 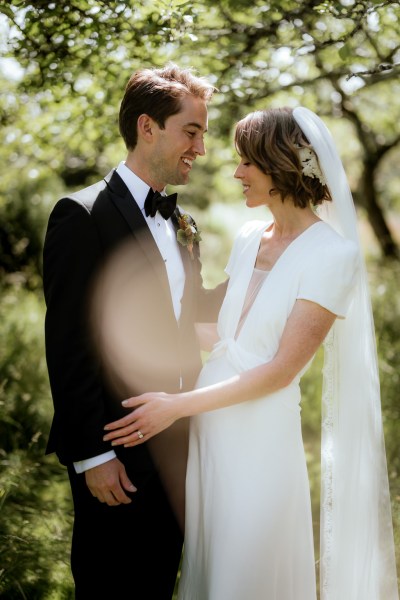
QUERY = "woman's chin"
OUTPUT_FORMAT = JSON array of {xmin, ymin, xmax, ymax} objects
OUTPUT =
[{"xmin": 246, "ymin": 197, "xmax": 260, "ymax": 208}]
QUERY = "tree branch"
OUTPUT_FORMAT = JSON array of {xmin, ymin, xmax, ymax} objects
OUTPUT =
[{"xmin": 347, "ymin": 62, "xmax": 400, "ymax": 80}]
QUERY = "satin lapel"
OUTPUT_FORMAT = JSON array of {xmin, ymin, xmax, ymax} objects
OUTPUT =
[
  {"xmin": 171, "ymin": 208, "xmax": 193, "ymax": 305},
  {"xmin": 104, "ymin": 170, "xmax": 173, "ymax": 307}
]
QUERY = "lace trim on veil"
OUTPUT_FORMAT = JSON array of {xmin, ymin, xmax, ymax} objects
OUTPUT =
[{"xmin": 321, "ymin": 326, "xmax": 335, "ymax": 597}]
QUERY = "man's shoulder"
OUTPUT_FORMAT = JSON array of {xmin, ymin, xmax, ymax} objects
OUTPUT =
[
  {"xmin": 64, "ymin": 178, "xmax": 109, "ymax": 213},
  {"xmin": 59, "ymin": 169, "xmax": 127, "ymax": 216}
]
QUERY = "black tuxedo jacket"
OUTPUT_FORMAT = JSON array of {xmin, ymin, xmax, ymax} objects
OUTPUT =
[{"xmin": 43, "ymin": 170, "xmax": 226, "ymax": 471}]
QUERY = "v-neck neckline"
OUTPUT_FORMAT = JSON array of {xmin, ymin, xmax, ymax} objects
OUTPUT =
[
  {"xmin": 232, "ymin": 220, "xmax": 325, "ymax": 341},
  {"xmin": 255, "ymin": 220, "xmax": 324, "ymax": 275}
]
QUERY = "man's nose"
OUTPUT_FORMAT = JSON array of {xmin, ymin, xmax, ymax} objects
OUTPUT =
[{"xmin": 193, "ymin": 137, "xmax": 206, "ymax": 156}]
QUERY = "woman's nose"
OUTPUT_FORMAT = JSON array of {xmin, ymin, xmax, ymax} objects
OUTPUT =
[{"xmin": 234, "ymin": 164, "xmax": 243, "ymax": 179}]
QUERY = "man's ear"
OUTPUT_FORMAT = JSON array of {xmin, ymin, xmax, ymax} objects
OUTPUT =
[{"xmin": 137, "ymin": 114, "xmax": 155, "ymax": 143}]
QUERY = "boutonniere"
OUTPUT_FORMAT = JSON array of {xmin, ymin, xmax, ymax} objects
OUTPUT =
[{"xmin": 176, "ymin": 213, "xmax": 202, "ymax": 259}]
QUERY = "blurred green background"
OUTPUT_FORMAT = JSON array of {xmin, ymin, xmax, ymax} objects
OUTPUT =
[{"xmin": 0, "ymin": 1, "xmax": 399, "ymax": 597}]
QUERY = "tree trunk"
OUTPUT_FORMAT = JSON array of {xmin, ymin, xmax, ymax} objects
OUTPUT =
[{"xmin": 360, "ymin": 164, "xmax": 399, "ymax": 259}]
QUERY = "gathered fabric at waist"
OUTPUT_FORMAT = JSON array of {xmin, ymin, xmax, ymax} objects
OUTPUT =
[
  {"xmin": 208, "ymin": 337, "xmax": 271, "ymax": 374},
  {"xmin": 197, "ymin": 337, "xmax": 302, "ymax": 413}
]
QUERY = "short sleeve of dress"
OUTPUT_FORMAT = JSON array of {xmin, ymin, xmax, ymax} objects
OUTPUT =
[
  {"xmin": 225, "ymin": 220, "xmax": 268, "ymax": 277},
  {"xmin": 297, "ymin": 238, "xmax": 360, "ymax": 318}
]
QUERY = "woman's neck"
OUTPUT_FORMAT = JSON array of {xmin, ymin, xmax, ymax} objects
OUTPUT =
[{"xmin": 268, "ymin": 204, "xmax": 320, "ymax": 240}]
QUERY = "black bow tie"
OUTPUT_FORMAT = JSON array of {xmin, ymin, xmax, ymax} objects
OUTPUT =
[{"xmin": 144, "ymin": 188, "xmax": 178, "ymax": 220}]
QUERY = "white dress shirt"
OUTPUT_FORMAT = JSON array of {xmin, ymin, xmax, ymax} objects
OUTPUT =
[{"xmin": 74, "ymin": 162, "xmax": 185, "ymax": 473}]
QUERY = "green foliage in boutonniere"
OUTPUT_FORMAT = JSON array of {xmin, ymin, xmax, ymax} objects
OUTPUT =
[{"xmin": 176, "ymin": 213, "xmax": 202, "ymax": 259}]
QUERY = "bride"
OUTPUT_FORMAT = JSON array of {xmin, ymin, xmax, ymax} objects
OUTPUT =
[{"xmin": 104, "ymin": 107, "xmax": 398, "ymax": 599}]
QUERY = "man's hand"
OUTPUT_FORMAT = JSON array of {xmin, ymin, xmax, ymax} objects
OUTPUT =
[{"xmin": 85, "ymin": 458, "xmax": 137, "ymax": 506}]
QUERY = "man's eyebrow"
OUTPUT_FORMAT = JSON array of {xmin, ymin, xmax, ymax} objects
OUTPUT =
[{"xmin": 184, "ymin": 121, "xmax": 208, "ymax": 133}]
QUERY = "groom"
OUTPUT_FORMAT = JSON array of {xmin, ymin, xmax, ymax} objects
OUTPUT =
[{"xmin": 43, "ymin": 64, "xmax": 226, "ymax": 599}]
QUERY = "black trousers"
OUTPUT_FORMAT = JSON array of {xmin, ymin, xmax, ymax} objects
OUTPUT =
[{"xmin": 68, "ymin": 466, "xmax": 183, "ymax": 599}]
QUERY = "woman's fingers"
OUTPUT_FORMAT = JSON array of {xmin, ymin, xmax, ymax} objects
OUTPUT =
[
  {"xmin": 103, "ymin": 422, "xmax": 138, "ymax": 441},
  {"xmin": 103, "ymin": 395, "xmax": 148, "ymax": 430},
  {"xmin": 124, "ymin": 429, "xmax": 156, "ymax": 447},
  {"xmin": 111, "ymin": 426, "xmax": 153, "ymax": 447},
  {"xmin": 112, "ymin": 431, "xmax": 141, "ymax": 446},
  {"xmin": 104, "ymin": 412, "xmax": 136, "ymax": 431},
  {"xmin": 122, "ymin": 394, "xmax": 150, "ymax": 408},
  {"xmin": 103, "ymin": 394, "xmax": 156, "ymax": 432},
  {"xmin": 103, "ymin": 393, "xmax": 171, "ymax": 448}
]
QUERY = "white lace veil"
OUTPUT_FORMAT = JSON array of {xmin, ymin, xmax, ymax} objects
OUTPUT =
[{"xmin": 293, "ymin": 107, "xmax": 398, "ymax": 600}]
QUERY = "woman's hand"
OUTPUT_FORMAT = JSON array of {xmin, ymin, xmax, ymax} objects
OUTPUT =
[{"xmin": 103, "ymin": 392, "xmax": 178, "ymax": 447}]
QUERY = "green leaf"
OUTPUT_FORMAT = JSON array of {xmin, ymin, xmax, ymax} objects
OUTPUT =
[
  {"xmin": 177, "ymin": 230, "xmax": 189, "ymax": 246},
  {"xmin": 338, "ymin": 43, "xmax": 351, "ymax": 61}
]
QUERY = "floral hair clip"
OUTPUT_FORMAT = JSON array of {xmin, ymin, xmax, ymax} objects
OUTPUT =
[
  {"xmin": 176, "ymin": 213, "xmax": 202, "ymax": 259},
  {"xmin": 297, "ymin": 146, "xmax": 327, "ymax": 185}
]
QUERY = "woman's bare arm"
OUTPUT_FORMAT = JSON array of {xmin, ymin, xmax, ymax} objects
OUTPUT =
[{"xmin": 103, "ymin": 299, "xmax": 336, "ymax": 446}]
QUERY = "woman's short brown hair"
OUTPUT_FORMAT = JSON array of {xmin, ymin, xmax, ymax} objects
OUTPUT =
[
  {"xmin": 119, "ymin": 63, "xmax": 216, "ymax": 151},
  {"xmin": 234, "ymin": 107, "xmax": 332, "ymax": 208}
]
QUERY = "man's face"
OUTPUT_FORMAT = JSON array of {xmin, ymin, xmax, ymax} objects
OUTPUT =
[{"xmin": 148, "ymin": 94, "xmax": 208, "ymax": 189}]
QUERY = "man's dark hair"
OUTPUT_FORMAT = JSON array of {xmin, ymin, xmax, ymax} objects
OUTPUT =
[{"xmin": 119, "ymin": 63, "xmax": 215, "ymax": 151}]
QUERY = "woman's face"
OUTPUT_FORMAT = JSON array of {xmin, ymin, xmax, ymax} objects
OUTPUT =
[{"xmin": 234, "ymin": 157, "xmax": 275, "ymax": 208}]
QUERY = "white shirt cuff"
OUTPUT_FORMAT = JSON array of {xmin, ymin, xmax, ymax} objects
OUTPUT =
[{"xmin": 73, "ymin": 450, "xmax": 117, "ymax": 474}]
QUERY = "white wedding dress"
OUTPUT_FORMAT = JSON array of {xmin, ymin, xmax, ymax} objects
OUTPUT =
[{"xmin": 178, "ymin": 219, "xmax": 359, "ymax": 600}]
